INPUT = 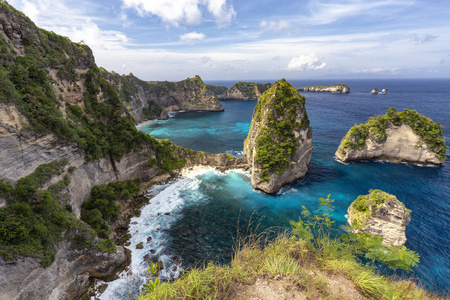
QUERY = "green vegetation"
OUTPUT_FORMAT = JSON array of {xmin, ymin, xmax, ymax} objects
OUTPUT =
[
  {"xmin": 142, "ymin": 100, "xmax": 164, "ymax": 120},
  {"xmin": 206, "ymin": 84, "xmax": 227, "ymax": 95},
  {"xmin": 81, "ymin": 179, "xmax": 140, "ymax": 238},
  {"xmin": 348, "ymin": 189, "xmax": 411, "ymax": 230},
  {"xmin": 228, "ymin": 81, "xmax": 271, "ymax": 98},
  {"xmin": 251, "ymin": 79, "xmax": 311, "ymax": 182},
  {"xmin": 138, "ymin": 195, "xmax": 431, "ymax": 300},
  {"xmin": 340, "ymin": 108, "xmax": 448, "ymax": 160},
  {"xmin": 148, "ymin": 139, "xmax": 187, "ymax": 174},
  {"xmin": 0, "ymin": 160, "xmax": 97, "ymax": 266}
]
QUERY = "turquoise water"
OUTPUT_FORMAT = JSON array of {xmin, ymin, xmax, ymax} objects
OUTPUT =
[{"xmin": 133, "ymin": 79, "xmax": 450, "ymax": 295}]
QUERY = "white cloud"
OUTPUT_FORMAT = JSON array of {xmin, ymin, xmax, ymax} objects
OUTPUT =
[
  {"xmin": 287, "ymin": 53, "xmax": 327, "ymax": 71},
  {"xmin": 306, "ymin": 0, "xmax": 414, "ymax": 25},
  {"xmin": 122, "ymin": 0, "xmax": 235, "ymax": 27},
  {"xmin": 205, "ymin": 0, "xmax": 236, "ymax": 27},
  {"xmin": 351, "ymin": 68, "xmax": 400, "ymax": 74},
  {"xmin": 180, "ymin": 32, "xmax": 206, "ymax": 45},
  {"xmin": 259, "ymin": 19, "xmax": 291, "ymax": 32},
  {"xmin": 413, "ymin": 33, "xmax": 438, "ymax": 44}
]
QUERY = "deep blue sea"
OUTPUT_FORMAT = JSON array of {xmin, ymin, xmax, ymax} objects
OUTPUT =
[{"xmin": 100, "ymin": 79, "xmax": 450, "ymax": 299}]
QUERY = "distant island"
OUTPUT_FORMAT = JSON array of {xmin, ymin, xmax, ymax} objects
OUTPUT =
[
  {"xmin": 298, "ymin": 84, "xmax": 350, "ymax": 93},
  {"xmin": 219, "ymin": 82, "xmax": 271, "ymax": 100}
]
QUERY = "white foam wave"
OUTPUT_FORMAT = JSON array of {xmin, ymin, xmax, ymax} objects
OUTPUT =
[{"xmin": 98, "ymin": 176, "xmax": 202, "ymax": 299}]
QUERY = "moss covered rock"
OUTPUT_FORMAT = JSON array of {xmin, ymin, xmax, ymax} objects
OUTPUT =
[
  {"xmin": 335, "ymin": 108, "xmax": 448, "ymax": 164},
  {"xmin": 348, "ymin": 190, "xmax": 411, "ymax": 246},
  {"xmin": 219, "ymin": 82, "xmax": 271, "ymax": 100},
  {"xmin": 244, "ymin": 79, "xmax": 313, "ymax": 193}
]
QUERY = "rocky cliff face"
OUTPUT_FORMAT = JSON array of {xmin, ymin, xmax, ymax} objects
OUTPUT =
[
  {"xmin": 336, "ymin": 124, "xmax": 443, "ymax": 164},
  {"xmin": 298, "ymin": 84, "xmax": 350, "ymax": 93},
  {"xmin": 104, "ymin": 73, "xmax": 224, "ymax": 123},
  {"xmin": 244, "ymin": 79, "xmax": 312, "ymax": 194},
  {"xmin": 219, "ymin": 82, "xmax": 271, "ymax": 100},
  {"xmin": 335, "ymin": 108, "xmax": 447, "ymax": 165},
  {"xmin": 0, "ymin": 242, "xmax": 128, "ymax": 300},
  {"xmin": 347, "ymin": 190, "xmax": 411, "ymax": 246}
]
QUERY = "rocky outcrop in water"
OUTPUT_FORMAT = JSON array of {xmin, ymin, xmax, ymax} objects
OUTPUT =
[
  {"xmin": 347, "ymin": 190, "xmax": 411, "ymax": 246},
  {"xmin": 335, "ymin": 108, "xmax": 447, "ymax": 165},
  {"xmin": 244, "ymin": 79, "xmax": 313, "ymax": 194},
  {"xmin": 298, "ymin": 84, "xmax": 350, "ymax": 93},
  {"xmin": 381, "ymin": 88, "xmax": 388, "ymax": 94},
  {"xmin": 370, "ymin": 88, "xmax": 378, "ymax": 94},
  {"xmin": 104, "ymin": 73, "xmax": 224, "ymax": 123},
  {"xmin": 219, "ymin": 82, "xmax": 271, "ymax": 100}
]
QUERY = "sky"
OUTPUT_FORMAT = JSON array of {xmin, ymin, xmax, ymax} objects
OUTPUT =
[{"xmin": 7, "ymin": 0, "xmax": 450, "ymax": 81}]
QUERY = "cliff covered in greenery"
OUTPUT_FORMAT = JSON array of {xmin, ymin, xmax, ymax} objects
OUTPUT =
[
  {"xmin": 244, "ymin": 79, "xmax": 312, "ymax": 193},
  {"xmin": 104, "ymin": 72, "xmax": 224, "ymax": 123},
  {"xmin": 336, "ymin": 108, "xmax": 448, "ymax": 164},
  {"xmin": 219, "ymin": 81, "xmax": 271, "ymax": 100}
]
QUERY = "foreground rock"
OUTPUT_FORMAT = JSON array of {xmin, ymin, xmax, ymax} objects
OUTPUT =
[
  {"xmin": 348, "ymin": 190, "xmax": 411, "ymax": 246},
  {"xmin": 219, "ymin": 82, "xmax": 271, "ymax": 100},
  {"xmin": 0, "ymin": 242, "xmax": 128, "ymax": 300},
  {"xmin": 335, "ymin": 108, "xmax": 447, "ymax": 164},
  {"xmin": 298, "ymin": 84, "xmax": 350, "ymax": 93},
  {"xmin": 244, "ymin": 79, "xmax": 313, "ymax": 193}
]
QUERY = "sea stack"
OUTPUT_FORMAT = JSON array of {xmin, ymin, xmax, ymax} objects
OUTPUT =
[
  {"xmin": 244, "ymin": 79, "xmax": 313, "ymax": 193},
  {"xmin": 370, "ymin": 88, "xmax": 378, "ymax": 94},
  {"xmin": 381, "ymin": 88, "xmax": 388, "ymax": 94},
  {"xmin": 348, "ymin": 190, "xmax": 411, "ymax": 246},
  {"xmin": 335, "ymin": 108, "xmax": 448, "ymax": 165}
]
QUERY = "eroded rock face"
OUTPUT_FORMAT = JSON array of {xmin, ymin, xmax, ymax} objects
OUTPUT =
[
  {"xmin": 105, "ymin": 74, "xmax": 224, "ymax": 123},
  {"xmin": 335, "ymin": 123, "xmax": 444, "ymax": 165},
  {"xmin": 370, "ymin": 88, "xmax": 378, "ymax": 94},
  {"xmin": 0, "ymin": 243, "xmax": 128, "ymax": 300},
  {"xmin": 348, "ymin": 190, "xmax": 411, "ymax": 246},
  {"xmin": 298, "ymin": 84, "xmax": 350, "ymax": 93},
  {"xmin": 244, "ymin": 79, "xmax": 313, "ymax": 194}
]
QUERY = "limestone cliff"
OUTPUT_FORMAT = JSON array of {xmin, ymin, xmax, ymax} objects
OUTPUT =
[
  {"xmin": 219, "ymin": 82, "xmax": 271, "ymax": 100},
  {"xmin": 104, "ymin": 72, "xmax": 224, "ymax": 123},
  {"xmin": 298, "ymin": 84, "xmax": 350, "ymax": 93},
  {"xmin": 347, "ymin": 190, "xmax": 411, "ymax": 246},
  {"xmin": 335, "ymin": 108, "xmax": 447, "ymax": 164},
  {"xmin": 244, "ymin": 79, "xmax": 312, "ymax": 194},
  {"xmin": 0, "ymin": 3, "xmax": 241, "ymax": 299}
]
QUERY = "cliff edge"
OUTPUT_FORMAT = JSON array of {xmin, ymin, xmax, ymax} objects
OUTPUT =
[
  {"xmin": 348, "ymin": 189, "xmax": 411, "ymax": 246},
  {"xmin": 244, "ymin": 79, "xmax": 312, "ymax": 194},
  {"xmin": 335, "ymin": 108, "xmax": 447, "ymax": 164}
]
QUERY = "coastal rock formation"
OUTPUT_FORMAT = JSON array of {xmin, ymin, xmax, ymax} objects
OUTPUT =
[
  {"xmin": 0, "ymin": 242, "xmax": 128, "ymax": 300},
  {"xmin": 335, "ymin": 108, "xmax": 447, "ymax": 164},
  {"xmin": 370, "ymin": 88, "xmax": 378, "ymax": 94},
  {"xmin": 244, "ymin": 79, "xmax": 313, "ymax": 194},
  {"xmin": 104, "ymin": 73, "xmax": 224, "ymax": 123},
  {"xmin": 381, "ymin": 88, "xmax": 388, "ymax": 94},
  {"xmin": 347, "ymin": 190, "xmax": 411, "ymax": 246},
  {"xmin": 219, "ymin": 82, "xmax": 271, "ymax": 100},
  {"xmin": 298, "ymin": 84, "xmax": 350, "ymax": 93},
  {"xmin": 0, "ymin": 4, "xmax": 245, "ymax": 299}
]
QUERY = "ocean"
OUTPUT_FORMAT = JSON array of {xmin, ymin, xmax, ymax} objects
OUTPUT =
[{"xmin": 99, "ymin": 79, "xmax": 450, "ymax": 298}]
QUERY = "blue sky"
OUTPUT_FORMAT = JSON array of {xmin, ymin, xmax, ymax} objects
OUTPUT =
[{"xmin": 8, "ymin": 0, "xmax": 450, "ymax": 81}]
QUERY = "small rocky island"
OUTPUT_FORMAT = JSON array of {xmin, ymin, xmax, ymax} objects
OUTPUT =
[
  {"xmin": 298, "ymin": 84, "xmax": 350, "ymax": 93},
  {"xmin": 219, "ymin": 82, "xmax": 271, "ymax": 100},
  {"xmin": 381, "ymin": 88, "xmax": 388, "ymax": 94},
  {"xmin": 244, "ymin": 79, "xmax": 313, "ymax": 193},
  {"xmin": 348, "ymin": 190, "xmax": 411, "ymax": 246},
  {"xmin": 335, "ymin": 107, "xmax": 448, "ymax": 164},
  {"xmin": 370, "ymin": 88, "xmax": 378, "ymax": 94}
]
